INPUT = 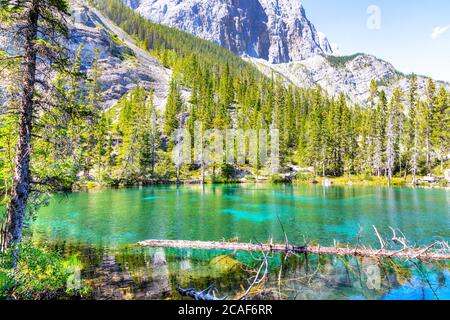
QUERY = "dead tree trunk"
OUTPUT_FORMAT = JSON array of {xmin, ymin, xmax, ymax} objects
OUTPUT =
[
  {"xmin": 201, "ymin": 159, "xmax": 205, "ymax": 185},
  {"xmin": 135, "ymin": 239, "xmax": 450, "ymax": 262},
  {"xmin": 411, "ymin": 131, "xmax": 419, "ymax": 186},
  {"xmin": 386, "ymin": 106, "xmax": 395, "ymax": 188},
  {"xmin": 3, "ymin": 1, "xmax": 39, "ymax": 251},
  {"xmin": 425, "ymin": 125, "xmax": 432, "ymax": 176},
  {"xmin": 151, "ymin": 109, "xmax": 156, "ymax": 178}
]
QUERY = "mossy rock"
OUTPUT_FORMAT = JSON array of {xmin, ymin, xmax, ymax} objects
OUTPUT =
[{"xmin": 209, "ymin": 255, "xmax": 241, "ymax": 273}]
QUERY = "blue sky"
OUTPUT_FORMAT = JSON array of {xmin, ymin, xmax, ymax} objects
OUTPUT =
[{"xmin": 302, "ymin": 0, "xmax": 450, "ymax": 82}]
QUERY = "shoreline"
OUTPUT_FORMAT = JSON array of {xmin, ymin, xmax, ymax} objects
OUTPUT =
[{"xmin": 72, "ymin": 176, "xmax": 449, "ymax": 193}]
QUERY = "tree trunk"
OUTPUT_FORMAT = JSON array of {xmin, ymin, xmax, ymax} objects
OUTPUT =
[
  {"xmin": 387, "ymin": 171, "xmax": 391, "ymax": 188},
  {"xmin": 387, "ymin": 136, "xmax": 393, "ymax": 188},
  {"xmin": 3, "ymin": 1, "xmax": 39, "ymax": 252},
  {"xmin": 135, "ymin": 239, "xmax": 450, "ymax": 262},
  {"xmin": 426, "ymin": 128, "xmax": 431, "ymax": 175},
  {"xmin": 151, "ymin": 108, "xmax": 156, "ymax": 177},
  {"xmin": 411, "ymin": 130, "xmax": 419, "ymax": 186},
  {"xmin": 201, "ymin": 162, "xmax": 205, "ymax": 185}
]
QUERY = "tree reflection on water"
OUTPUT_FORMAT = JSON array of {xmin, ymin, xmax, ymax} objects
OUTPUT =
[{"xmin": 39, "ymin": 242, "xmax": 450, "ymax": 300}]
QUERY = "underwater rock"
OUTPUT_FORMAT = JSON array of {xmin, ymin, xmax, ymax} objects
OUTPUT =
[{"xmin": 209, "ymin": 255, "xmax": 241, "ymax": 274}]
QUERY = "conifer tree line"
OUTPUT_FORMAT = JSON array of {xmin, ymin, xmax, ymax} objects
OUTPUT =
[
  {"xmin": 1, "ymin": 0, "xmax": 449, "ymax": 194},
  {"xmin": 88, "ymin": 0, "xmax": 449, "ymax": 183}
]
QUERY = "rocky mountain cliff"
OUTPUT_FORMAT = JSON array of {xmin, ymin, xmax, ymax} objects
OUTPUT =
[
  {"xmin": 69, "ymin": 1, "xmax": 171, "ymax": 109},
  {"xmin": 250, "ymin": 54, "xmax": 449, "ymax": 105},
  {"xmin": 0, "ymin": 0, "xmax": 171, "ymax": 110},
  {"xmin": 123, "ymin": 0, "xmax": 334, "ymax": 63},
  {"xmin": 123, "ymin": 0, "xmax": 449, "ymax": 105},
  {"xmin": 2, "ymin": 1, "xmax": 447, "ymax": 108}
]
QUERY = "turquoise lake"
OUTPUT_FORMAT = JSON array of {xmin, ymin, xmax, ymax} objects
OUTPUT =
[{"xmin": 30, "ymin": 184, "xmax": 450, "ymax": 300}]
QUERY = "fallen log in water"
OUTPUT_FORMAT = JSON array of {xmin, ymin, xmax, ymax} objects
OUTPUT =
[
  {"xmin": 135, "ymin": 239, "xmax": 450, "ymax": 261},
  {"xmin": 176, "ymin": 285, "xmax": 227, "ymax": 300}
]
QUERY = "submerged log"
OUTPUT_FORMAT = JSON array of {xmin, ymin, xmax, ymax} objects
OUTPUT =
[
  {"xmin": 135, "ymin": 239, "xmax": 450, "ymax": 262},
  {"xmin": 176, "ymin": 285, "xmax": 227, "ymax": 300}
]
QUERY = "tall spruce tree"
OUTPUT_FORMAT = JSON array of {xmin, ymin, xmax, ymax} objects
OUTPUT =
[
  {"xmin": 0, "ymin": 0, "xmax": 71, "ymax": 252},
  {"xmin": 424, "ymin": 78, "xmax": 436, "ymax": 175},
  {"xmin": 433, "ymin": 87, "xmax": 449, "ymax": 172},
  {"xmin": 386, "ymin": 88, "xmax": 403, "ymax": 187},
  {"xmin": 407, "ymin": 75, "xmax": 420, "ymax": 185},
  {"xmin": 164, "ymin": 79, "xmax": 183, "ymax": 138}
]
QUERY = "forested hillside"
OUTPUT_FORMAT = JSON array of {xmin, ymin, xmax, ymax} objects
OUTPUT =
[
  {"xmin": 89, "ymin": 0, "xmax": 257, "ymax": 81},
  {"xmin": 96, "ymin": 0, "xmax": 450, "ymax": 183},
  {"xmin": 0, "ymin": 0, "xmax": 449, "ymax": 195}
]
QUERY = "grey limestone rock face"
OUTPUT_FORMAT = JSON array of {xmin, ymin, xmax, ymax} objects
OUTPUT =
[
  {"xmin": 1, "ymin": 0, "xmax": 171, "ymax": 110},
  {"xmin": 68, "ymin": 1, "xmax": 171, "ymax": 109},
  {"xmin": 123, "ymin": 0, "xmax": 333, "ymax": 63},
  {"xmin": 250, "ymin": 54, "xmax": 449, "ymax": 105}
]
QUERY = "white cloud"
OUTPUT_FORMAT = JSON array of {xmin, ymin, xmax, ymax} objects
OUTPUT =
[{"xmin": 431, "ymin": 25, "xmax": 450, "ymax": 39}]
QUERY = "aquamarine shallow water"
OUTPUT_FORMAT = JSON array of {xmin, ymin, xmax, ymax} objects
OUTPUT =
[
  {"xmin": 29, "ymin": 184, "xmax": 450, "ymax": 300},
  {"xmin": 31, "ymin": 184, "xmax": 449, "ymax": 247}
]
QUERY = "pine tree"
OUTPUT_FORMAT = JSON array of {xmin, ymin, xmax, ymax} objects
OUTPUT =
[
  {"xmin": 1, "ymin": 0, "xmax": 71, "ymax": 251},
  {"xmin": 397, "ymin": 90, "xmax": 406, "ymax": 178},
  {"xmin": 386, "ymin": 88, "xmax": 403, "ymax": 187},
  {"xmin": 373, "ymin": 90, "xmax": 388, "ymax": 176},
  {"xmin": 306, "ymin": 88, "xmax": 325, "ymax": 175},
  {"xmin": 368, "ymin": 80, "xmax": 379, "ymax": 173},
  {"xmin": 78, "ymin": 46, "xmax": 103, "ymax": 178},
  {"xmin": 369, "ymin": 80, "xmax": 378, "ymax": 110},
  {"xmin": 164, "ymin": 79, "xmax": 183, "ymax": 137},
  {"xmin": 433, "ymin": 87, "xmax": 449, "ymax": 172},
  {"xmin": 139, "ymin": 88, "xmax": 155, "ymax": 176},
  {"xmin": 218, "ymin": 62, "xmax": 234, "ymax": 113},
  {"xmin": 112, "ymin": 85, "xmax": 155, "ymax": 182},
  {"xmin": 424, "ymin": 78, "xmax": 436, "ymax": 175},
  {"xmin": 407, "ymin": 75, "xmax": 419, "ymax": 185},
  {"xmin": 344, "ymin": 104, "xmax": 359, "ymax": 175},
  {"xmin": 357, "ymin": 108, "xmax": 372, "ymax": 175}
]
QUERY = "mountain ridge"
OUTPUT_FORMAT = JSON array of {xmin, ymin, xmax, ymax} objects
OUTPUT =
[
  {"xmin": 249, "ymin": 53, "xmax": 449, "ymax": 105},
  {"xmin": 122, "ymin": 0, "xmax": 449, "ymax": 105},
  {"xmin": 0, "ymin": 0, "xmax": 171, "ymax": 110},
  {"xmin": 122, "ymin": 0, "xmax": 334, "ymax": 63}
]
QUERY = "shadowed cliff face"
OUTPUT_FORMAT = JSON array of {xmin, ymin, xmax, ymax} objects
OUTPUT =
[
  {"xmin": 217, "ymin": 0, "xmax": 270, "ymax": 61},
  {"xmin": 123, "ymin": 0, "xmax": 333, "ymax": 63},
  {"xmin": 122, "ymin": 0, "xmax": 449, "ymax": 105},
  {"xmin": 0, "ymin": 0, "xmax": 171, "ymax": 110},
  {"xmin": 68, "ymin": 2, "xmax": 171, "ymax": 109}
]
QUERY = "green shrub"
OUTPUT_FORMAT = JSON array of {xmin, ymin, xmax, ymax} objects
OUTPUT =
[
  {"xmin": 244, "ymin": 175, "xmax": 256, "ymax": 181},
  {"xmin": 295, "ymin": 172, "xmax": 315, "ymax": 182},
  {"xmin": 269, "ymin": 174, "xmax": 285, "ymax": 184},
  {"xmin": 438, "ymin": 179, "xmax": 449, "ymax": 188},
  {"xmin": 0, "ymin": 244, "xmax": 91, "ymax": 300},
  {"xmin": 220, "ymin": 164, "xmax": 235, "ymax": 182}
]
